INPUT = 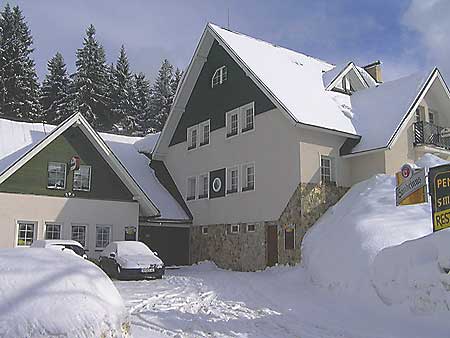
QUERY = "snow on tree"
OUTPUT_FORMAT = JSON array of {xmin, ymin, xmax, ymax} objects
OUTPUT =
[
  {"xmin": 70, "ymin": 24, "xmax": 111, "ymax": 130},
  {"xmin": 149, "ymin": 59, "xmax": 174, "ymax": 131},
  {"xmin": 133, "ymin": 72, "xmax": 152, "ymax": 135},
  {"xmin": 40, "ymin": 52, "xmax": 71, "ymax": 124},
  {"xmin": 0, "ymin": 4, "xmax": 41, "ymax": 120}
]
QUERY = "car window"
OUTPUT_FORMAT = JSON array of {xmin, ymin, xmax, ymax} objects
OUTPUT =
[{"xmin": 64, "ymin": 245, "xmax": 85, "ymax": 256}]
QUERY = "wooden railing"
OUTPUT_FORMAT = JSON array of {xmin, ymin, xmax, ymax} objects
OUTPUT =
[{"xmin": 413, "ymin": 121, "xmax": 450, "ymax": 149}]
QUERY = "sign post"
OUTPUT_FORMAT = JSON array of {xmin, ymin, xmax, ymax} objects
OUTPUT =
[
  {"xmin": 395, "ymin": 164, "xmax": 427, "ymax": 206},
  {"xmin": 428, "ymin": 164, "xmax": 450, "ymax": 232}
]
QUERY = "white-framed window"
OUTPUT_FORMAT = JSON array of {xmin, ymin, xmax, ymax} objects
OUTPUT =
[
  {"xmin": 226, "ymin": 166, "xmax": 239, "ymax": 194},
  {"xmin": 96, "ymin": 225, "xmax": 112, "ymax": 249},
  {"xmin": 73, "ymin": 165, "xmax": 91, "ymax": 191},
  {"xmin": 211, "ymin": 65, "xmax": 227, "ymax": 88},
  {"xmin": 242, "ymin": 163, "xmax": 255, "ymax": 192},
  {"xmin": 246, "ymin": 223, "xmax": 256, "ymax": 232},
  {"xmin": 226, "ymin": 109, "xmax": 239, "ymax": 138},
  {"xmin": 230, "ymin": 224, "xmax": 240, "ymax": 234},
  {"xmin": 415, "ymin": 107, "xmax": 423, "ymax": 122},
  {"xmin": 187, "ymin": 125, "xmax": 198, "ymax": 150},
  {"xmin": 45, "ymin": 223, "xmax": 62, "ymax": 240},
  {"xmin": 342, "ymin": 76, "xmax": 352, "ymax": 92},
  {"xmin": 320, "ymin": 155, "xmax": 335, "ymax": 184},
  {"xmin": 187, "ymin": 176, "xmax": 197, "ymax": 201},
  {"xmin": 202, "ymin": 226, "xmax": 208, "ymax": 235},
  {"xmin": 17, "ymin": 221, "xmax": 36, "ymax": 246},
  {"xmin": 241, "ymin": 102, "xmax": 255, "ymax": 132},
  {"xmin": 198, "ymin": 173, "xmax": 209, "ymax": 199},
  {"xmin": 284, "ymin": 228, "xmax": 295, "ymax": 250},
  {"xmin": 199, "ymin": 120, "xmax": 210, "ymax": 146},
  {"xmin": 428, "ymin": 110, "xmax": 436, "ymax": 125},
  {"xmin": 47, "ymin": 162, "xmax": 66, "ymax": 189},
  {"xmin": 71, "ymin": 224, "xmax": 87, "ymax": 248}
]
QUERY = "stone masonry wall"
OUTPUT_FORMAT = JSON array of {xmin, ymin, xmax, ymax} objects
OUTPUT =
[
  {"xmin": 190, "ymin": 222, "xmax": 267, "ymax": 271},
  {"xmin": 277, "ymin": 183, "xmax": 349, "ymax": 266}
]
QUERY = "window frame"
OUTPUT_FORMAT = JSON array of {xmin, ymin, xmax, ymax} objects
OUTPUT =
[
  {"xmin": 226, "ymin": 166, "xmax": 239, "ymax": 195},
  {"xmin": 246, "ymin": 223, "xmax": 256, "ymax": 233},
  {"xmin": 284, "ymin": 227, "xmax": 295, "ymax": 250},
  {"xmin": 199, "ymin": 120, "xmax": 210, "ymax": 147},
  {"xmin": 320, "ymin": 155, "xmax": 335, "ymax": 185},
  {"xmin": 16, "ymin": 221, "xmax": 37, "ymax": 247},
  {"xmin": 44, "ymin": 222, "xmax": 62, "ymax": 240},
  {"xmin": 71, "ymin": 224, "xmax": 88, "ymax": 249},
  {"xmin": 73, "ymin": 165, "xmax": 92, "ymax": 192},
  {"xmin": 211, "ymin": 65, "xmax": 227, "ymax": 88},
  {"xmin": 428, "ymin": 109, "xmax": 436, "ymax": 125},
  {"xmin": 241, "ymin": 162, "xmax": 255, "ymax": 192},
  {"xmin": 241, "ymin": 102, "xmax": 255, "ymax": 133},
  {"xmin": 198, "ymin": 173, "xmax": 209, "ymax": 199},
  {"xmin": 187, "ymin": 125, "xmax": 198, "ymax": 151},
  {"xmin": 95, "ymin": 225, "xmax": 112, "ymax": 250},
  {"xmin": 230, "ymin": 224, "xmax": 240, "ymax": 234},
  {"xmin": 226, "ymin": 109, "xmax": 240, "ymax": 138},
  {"xmin": 201, "ymin": 226, "xmax": 208, "ymax": 235},
  {"xmin": 47, "ymin": 162, "xmax": 67, "ymax": 190},
  {"xmin": 186, "ymin": 176, "xmax": 197, "ymax": 201}
]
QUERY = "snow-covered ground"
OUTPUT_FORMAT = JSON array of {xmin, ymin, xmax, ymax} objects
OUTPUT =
[{"xmin": 115, "ymin": 153, "xmax": 450, "ymax": 338}]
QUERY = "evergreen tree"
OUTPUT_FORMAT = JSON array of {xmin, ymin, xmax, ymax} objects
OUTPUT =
[
  {"xmin": 0, "ymin": 4, "xmax": 41, "ymax": 120},
  {"xmin": 71, "ymin": 24, "xmax": 110, "ymax": 130},
  {"xmin": 40, "ymin": 52, "xmax": 71, "ymax": 124},
  {"xmin": 110, "ymin": 45, "xmax": 137, "ymax": 134},
  {"xmin": 133, "ymin": 72, "xmax": 152, "ymax": 135},
  {"xmin": 149, "ymin": 59, "xmax": 174, "ymax": 131}
]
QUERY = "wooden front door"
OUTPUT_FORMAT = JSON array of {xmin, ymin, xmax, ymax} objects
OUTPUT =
[{"xmin": 267, "ymin": 224, "xmax": 278, "ymax": 266}]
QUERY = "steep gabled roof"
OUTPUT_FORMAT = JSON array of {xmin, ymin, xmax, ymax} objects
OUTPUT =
[{"xmin": 0, "ymin": 114, "xmax": 189, "ymax": 220}]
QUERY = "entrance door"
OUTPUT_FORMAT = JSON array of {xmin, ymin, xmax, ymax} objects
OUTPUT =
[{"xmin": 267, "ymin": 224, "xmax": 278, "ymax": 266}]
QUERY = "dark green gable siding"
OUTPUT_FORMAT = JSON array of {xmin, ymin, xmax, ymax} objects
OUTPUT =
[
  {"xmin": 170, "ymin": 40, "xmax": 275, "ymax": 146},
  {"xmin": 0, "ymin": 127, "xmax": 134, "ymax": 201}
]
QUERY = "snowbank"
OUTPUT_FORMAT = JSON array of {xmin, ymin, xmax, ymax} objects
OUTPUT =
[
  {"xmin": 0, "ymin": 248, "xmax": 129, "ymax": 337},
  {"xmin": 302, "ymin": 153, "xmax": 448, "ymax": 297},
  {"xmin": 371, "ymin": 229, "xmax": 450, "ymax": 314}
]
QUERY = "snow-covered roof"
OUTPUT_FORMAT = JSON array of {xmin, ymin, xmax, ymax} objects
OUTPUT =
[{"xmin": 0, "ymin": 118, "xmax": 189, "ymax": 221}]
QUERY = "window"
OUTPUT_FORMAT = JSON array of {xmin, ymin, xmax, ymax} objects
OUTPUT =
[
  {"xmin": 226, "ymin": 109, "xmax": 239, "ymax": 138},
  {"xmin": 96, "ymin": 225, "xmax": 111, "ymax": 249},
  {"xmin": 342, "ymin": 76, "xmax": 353, "ymax": 92},
  {"xmin": 124, "ymin": 226, "xmax": 136, "ymax": 241},
  {"xmin": 45, "ymin": 223, "xmax": 62, "ymax": 240},
  {"xmin": 202, "ymin": 226, "xmax": 208, "ymax": 235},
  {"xmin": 285, "ymin": 228, "xmax": 295, "ymax": 250},
  {"xmin": 241, "ymin": 103, "xmax": 254, "ymax": 132},
  {"xmin": 242, "ymin": 163, "xmax": 255, "ymax": 192},
  {"xmin": 47, "ymin": 162, "xmax": 66, "ymax": 189},
  {"xmin": 71, "ymin": 224, "xmax": 87, "ymax": 248},
  {"xmin": 211, "ymin": 65, "xmax": 228, "ymax": 88},
  {"xmin": 320, "ymin": 155, "xmax": 334, "ymax": 184},
  {"xmin": 429, "ymin": 110, "xmax": 436, "ymax": 125},
  {"xmin": 198, "ymin": 173, "xmax": 209, "ymax": 199},
  {"xmin": 187, "ymin": 176, "xmax": 197, "ymax": 201},
  {"xmin": 415, "ymin": 108, "xmax": 422, "ymax": 122},
  {"xmin": 226, "ymin": 166, "xmax": 239, "ymax": 194},
  {"xmin": 17, "ymin": 221, "xmax": 35, "ymax": 246},
  {"xmin": 187, "ymin": 126, "xmax": 198, "ymax": 150},
  {"xmin": 247, "ymin": 223, "xmax": 256, "ymax": 232},
  {"xmin": 199, "ymin": 120, "xmax": 210, "ymax": 146},
  {"xmin": 230, "ymin": 224, "xmax": 239, "ymax": 234},
  {"xmin": 73, "ymin": 165, "xmax": 91, "ymax": 191}
]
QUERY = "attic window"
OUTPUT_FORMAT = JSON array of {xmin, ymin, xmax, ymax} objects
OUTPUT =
[
  {"xmin": 212, "ymin": 66, "xmax": 227, "ymax": 88},
  {"xmin": 342, "ymin": 76, "xmax": 353, "ymax": 93}
]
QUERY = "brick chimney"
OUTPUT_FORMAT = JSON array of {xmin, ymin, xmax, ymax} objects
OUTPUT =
[{"xmin": 363, "ymin": 60, "xmax": 382, "ymax": 83}]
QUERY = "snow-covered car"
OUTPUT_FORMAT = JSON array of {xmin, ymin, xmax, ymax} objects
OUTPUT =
[
  {"xmin": 0, "ymin": 248, "xmax": 129, "ymax": 337},
  {"xmin": 30, "ymin": 239, "xmax": 87, "ymax": 259},
  {"xmin": 99, "ymin": 241, "xmax": 165, "ymax": 280}
]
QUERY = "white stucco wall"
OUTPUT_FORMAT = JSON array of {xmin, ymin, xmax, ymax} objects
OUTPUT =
[{"xmin": 0, "ymin": 192, "xmax": 139, "ymax": 257}]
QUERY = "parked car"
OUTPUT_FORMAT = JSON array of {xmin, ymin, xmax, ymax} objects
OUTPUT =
[
  {"xmin": 99, "ymin": 241, "xmax": 165, "ymax": 280},
  {"xmin": 31, "ymin": 239, "xmax": 88, "ymax": 259}
]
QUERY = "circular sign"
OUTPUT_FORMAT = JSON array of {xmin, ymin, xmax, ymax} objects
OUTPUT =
[
  {"xmin": 212, "ymin": 177, "xmax": 222, "ymax": 193},
  {"xmin": 400, "ymin": 163, "xmax": 414, "ymax": 180},
  {"xmin": 70, "ymin": 156, "xmax": 80, "ymax": 171}
]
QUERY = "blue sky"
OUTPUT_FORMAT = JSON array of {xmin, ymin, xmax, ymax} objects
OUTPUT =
[{"xmin": 5, "ymin": 0, "xmax": 450, "ymax": 82}]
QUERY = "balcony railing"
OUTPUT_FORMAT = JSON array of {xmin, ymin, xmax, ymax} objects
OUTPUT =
[{"xmin": 413, "ymin": 121, "xmax": 450, "ymax": 150}]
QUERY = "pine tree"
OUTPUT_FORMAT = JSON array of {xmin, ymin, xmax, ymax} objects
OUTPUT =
[
  {"xmin": 149, "ymin": 59, "xmax": 174, "ymax": 131},
  {"xmin": 110, "ymin": 45, "xmax": 137, "ymax": 134},
  {"xmin": 71, "ymin": 24, "xmax": 110, "ymax": 130},
  {"xmin": 0, "ymin": 4, "xmax": 41, "ymax": 120},
  {"xmin": 40, "ymin": 52, "xmax": 71, "ymax": 124},
  {"xmin": 133, "ymin": 72, "xmax": 152, "ymax": 135}
]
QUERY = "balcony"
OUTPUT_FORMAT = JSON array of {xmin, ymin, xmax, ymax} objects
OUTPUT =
[{"xmin": 413, "ymin": 121, "xmax": 450, "ymax": 150}]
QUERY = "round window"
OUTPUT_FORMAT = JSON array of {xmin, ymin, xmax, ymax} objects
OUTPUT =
[{"xmin": 212, "ymin": 177, "xmax": 222, "ymax": 193}]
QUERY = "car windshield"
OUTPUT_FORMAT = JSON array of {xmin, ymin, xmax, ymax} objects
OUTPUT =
[
  {"xmin": 117, "ymin": 242, "xmax": 152, "ymax": 256},
  {"xmin": 65, "ymin": 245, "xmax": 85, "ymax": 256}
]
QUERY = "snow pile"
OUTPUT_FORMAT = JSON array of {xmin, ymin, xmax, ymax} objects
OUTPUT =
[
  {"xmin": 0, "ymin": 248, "xmax": 129, "ymax": 338},
  {"xmin": 371, "ymin": 229, "xmax": 450, "ymax": 314},
  {"xmin": 303, "ymin": 153, "xmax": 447, "ymax": 296}
]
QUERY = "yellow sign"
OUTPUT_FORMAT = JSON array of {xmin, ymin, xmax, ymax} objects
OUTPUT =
[
  {"xmin": 429, "ymin": 167, "xmax": 450, "ymax": 232},
  {"xmin": 395, "ymin": 171, "xmax": 427, "ymax": 206}
]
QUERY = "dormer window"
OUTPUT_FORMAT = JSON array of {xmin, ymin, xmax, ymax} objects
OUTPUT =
[
  {"xmin": 212, "ymin": 66, "xmax": 227, "ymax": 88},
  {"xmin": 342, "ymin": 76, "xmax": 353, "ymax": 93}
]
